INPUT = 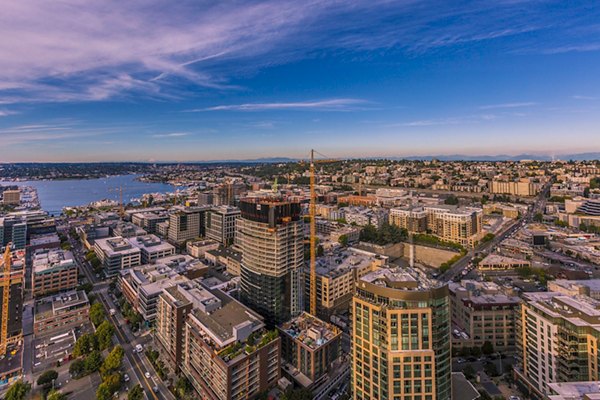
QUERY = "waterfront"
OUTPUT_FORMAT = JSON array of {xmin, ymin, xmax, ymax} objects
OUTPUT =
[{"xmin": 0, "ymin": 174, "xmax": 175, "ymax": 215}]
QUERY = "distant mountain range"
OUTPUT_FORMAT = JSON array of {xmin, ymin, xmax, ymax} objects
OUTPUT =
[{"xmin": 191, "ymin": 153, "xmax": 600, "ymax": 163}]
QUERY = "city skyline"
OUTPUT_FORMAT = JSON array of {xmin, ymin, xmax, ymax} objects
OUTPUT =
[{"xmin": 1, "ymin": 1, "xmax": 600, "ymax": 162}]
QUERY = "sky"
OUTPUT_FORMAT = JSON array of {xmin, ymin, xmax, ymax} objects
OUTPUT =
[{"xmin": 1, "ymin": 0, "xmax": 600, "ymax": 162}]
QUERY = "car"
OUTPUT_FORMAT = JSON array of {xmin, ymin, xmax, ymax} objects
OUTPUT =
[
  {"xmin": 456, "ymin": 358, "xmax": 466, "ymax": 364},
  {"xmin": 509, "ymin": 396, "xmax": 521, "ymax": 400},
  {"xmin": 153, "ymin": 386, "xmax": 159, "ymax": 393},
  {"xmin": 123, "ymin": 374, "xmax": 130, "ymax": 382},
  {"xmin": 145, "ymin": 372, "xmax": 151, "ymax": 379},
  {"xmin": 135, "ymin": 344, "xmax": 143, "ymax": 353}
]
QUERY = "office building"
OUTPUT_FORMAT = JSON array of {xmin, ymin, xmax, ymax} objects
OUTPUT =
[
  {"xmin": 515, "ymin": 292, "xmax": 600, "ymax": 398},
  {"xmin": 278, "ymin": 312, "xmax": 342, "ymax": 387},
  {"xmin": 352, "ymin": 267, "xmax": 451, "ymax": 400},
  {"xmin": 112, "ymin": 221, "xmax": 147, "ymax": 238},
  {"xmin": 33, "ymin": 290, "xmax": 90, "ymax": 336},
  {"xmin": 155, "ymin": 281, "xmax": 280, "ymax": 399},
  {"xmin": 32, "ymin": 248, "xmax": 78, "ymax": 297},
  {"xmin": 131, "ymin": 211, "xmax": 169, "ymax": 234},
  {"xmin": 449, "ymin": 280, "xmax": 520, "ymax": 351},
  {"xmin": 129, "ymin": 234, "xmax": 175, "ymax": 264},
  {"xmin": 0, "ymin": 217, "xmax": 27, "ymax": 250},
  {"xmin": 206, "ymin": 206, "xmax": 240, "ymax": 245},
  {"xmin": 94, "ymin": 236, "xmax": 141, "ymax": 276},
  {"xmin": 238, "ymin": 198, "xmax": 304, "ymax": 325},
  {"xmin": 167, "ymin": 206, "xmax": 210, "ymax": 245}
]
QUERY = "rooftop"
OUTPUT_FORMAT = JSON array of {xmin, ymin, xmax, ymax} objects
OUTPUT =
[
  {"xmin": 360, "ymin": 266, "xmax": 443, "ymax": 291},
  {"xmin": 34, "ymin": 290, "xmax": 89, "ymax": 321},
  {"xmin": 548, "ymin": 381, "xmax": 600, "ymax": 400},
  {"xmin": 95, "ymin": 236, "xmax": 140, "ymax": 256},
  {"xmin": 279, "ymin": 312, "xmax": 341, "ymax": 350},
  {"xmin": 314, "ymin": 247, "xmax": 386, "ymax": 278},
  {"xmin": 129, "ymin": 234, "xmax": 175, "ymax": 252},
  {"xmin": 33, "ymin": 248, "xmax": 76, "ymax": 274}
]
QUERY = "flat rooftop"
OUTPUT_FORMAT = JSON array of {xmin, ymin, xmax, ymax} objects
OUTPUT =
[
  {"xmin": 95, "ymin": 236, "xmax": 140, "ymax": 256},
  {"xmin": 548, "ymin": 381, "xmax": 600, "ymax": 399},
  {"xmin": 129, "ymin": 234, "xmax": 175, "ymax": 252},
  {"xmin": 34, "ymin": 290, "xmax": 89, "ymax": 321},
  {"xmin": 361, "ymin": 266, "xmax": 443, "ymax": 291},
  {"xmin": 33, "ymin": 249, "xmax": 76, "ymax": 274},
  {"xmin": 315, "ymin": 247, "xmax": 385, "ymax": 278},
  {"xmin": 279, "ymin": 312, "xmax": 340, "ymax": 351}
]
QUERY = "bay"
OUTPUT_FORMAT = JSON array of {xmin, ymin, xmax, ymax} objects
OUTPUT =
[{"xmin": 0, "ymin": 174, "xmax": 175, "ymax": 215}]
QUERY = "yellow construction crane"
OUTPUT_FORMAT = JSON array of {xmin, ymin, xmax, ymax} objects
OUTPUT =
[
  {"xmin": 109, "ymin": 186, "xmax": 125, "ymax": 217},
  {"xmin": 308, "ymin": 150, "xmax": 337, "ymax": 317},
  {"xmin": 0, "ymin": 244, "xmax": 11, "ymax": 356}
]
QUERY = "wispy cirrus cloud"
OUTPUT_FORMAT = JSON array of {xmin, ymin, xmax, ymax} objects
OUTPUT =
[
  {"xmin": 1, "ymin": 1, "xmax": 598, "ymax": 104},
  {"xmin": 573, "ymin": 95, "xmax": 598, "ymax": 100},
  {"xmin": 152, "ymin": 132, "xmax": 190, "ymax": 138},
  {"xmin": 189, "ymin": 99, "xmax": 367, "ymax": 112},
  {"xmin": 479, "ymin": 102, "xmax": 537, "ymax": 110},
  {"xmin": 0, "ymin": 121, "xmax": 113, "ymax": 146}
]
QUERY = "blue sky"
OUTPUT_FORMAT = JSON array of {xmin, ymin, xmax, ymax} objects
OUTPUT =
[{"xmin": 1, "ymin": 0, "xmax": 599, "ymax": 162}]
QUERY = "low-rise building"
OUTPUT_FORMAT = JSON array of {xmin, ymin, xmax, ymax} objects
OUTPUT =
[
  {"xmin": 186, "ymin": 239, "xmax": 220, "ymax": 259},
  {"xmin": 33, "ymin": 290, "xmax": 90, "ymax": 336},
  {"xmin": 32, "ymin": 249, "xmax": 78, "ymax": 297},
  {"xmin": 131, "ymin": 211, "xmax": 169, "ymax": 234},
  {"xmin": 478, "ymin": 254, "xmax": 531, "ymax": 271},
  {"xmin": 548, "ymin": 381, "xmax": 600, "ymax": 400}
]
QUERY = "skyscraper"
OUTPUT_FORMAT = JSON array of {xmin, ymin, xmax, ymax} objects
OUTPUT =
[
  {"xmin": 238, "ymin": 198, "xmax": 304, "ymax": 325},
  {"xmin": 352, "ymin": 267, "xmax": 451, "ymax": 400}
]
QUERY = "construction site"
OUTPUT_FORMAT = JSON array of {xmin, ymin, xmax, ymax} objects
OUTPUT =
[{"xmin": 0, "ymin": 245, "xmax": 25, "ymax": 387}]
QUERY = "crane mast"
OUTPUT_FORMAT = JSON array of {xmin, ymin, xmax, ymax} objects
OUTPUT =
[
  {"xmin": 309, "ymin": 150, "xmax": 317, "ymax": 316},
  {"xmin": 0, "ymin": 245, "xmax": 11, "ymax": 356}
]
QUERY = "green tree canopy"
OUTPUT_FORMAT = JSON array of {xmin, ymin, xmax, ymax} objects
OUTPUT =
[
  {"xmin": 46, "ymin": 390, "xmax": 67, "ymax": 400},
  {"xmin": 96, "ymin": 383, "xmax": 113, "ymax": 400},
  {"xmin": 85, "ymin": 351, "xmax": 104, "ymax": 373},
  {"xmin": 128, "ymin": 384, "xmax": 145, "ymax": 400},
  {"xmin": 5, "ymin": 381, "xmax": 31, "ymax": 400},
  {"xmin": 96, "ymin": 320, "xmax": 115, "ymax": 350},
  {"xmin": 69, "ymin": 358, "xmax": 86, "ymax": 378},
  {"xmin": 101, "ymin": 345, "xmax": 124, "ymax": 376},
  {"xmin": 90, "ymin": 302, "xmax": 106, "ymax": 327},
  {"xmin": 73, "ymin": 333, "xmax": 98, "ymax": 357},
  {"xmin": 37, "ymin": 369, "xmax": 58, "ymax": 387}
]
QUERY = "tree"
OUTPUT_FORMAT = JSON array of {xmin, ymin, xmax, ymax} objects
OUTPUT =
[
  {"xmin": 96, "ymin": 383, "xmax": 113, "ymax": 400},
  {"xmin": 128, "ymin": 384, "xmax": 145, "ymax": 400},
  {"xmin": 484, "ymin": 361, "xmax": 499, "ymax": 377},
  {"xmin": 37, "ymin": 369, "xmax": 59, "ymax": 387},
  {"xmin": 5, "ymin": 381, "xmax": 31, "ymax": 400},
  {"xmin": 463, "ymin": 364, "xmax": 476, "ymax": 380},
  {"xmin": 444, "ymin": 195, "xmax": 459, "ymax": 205},
  {"xmin": 533, "ymin": 212, "xmax": 543, "ymax": 222},
  {"xmin": 69, "ymin": 358, "xmax": 86, "ymax": 378},
  {"xmin": 103, "ymin": 372, "xmax": 122, "ymax": 393},
  {"xmin": 281, "ymin": 387, "xmax": 313, "ymax": 400},
  {"xmin": 73, "ymin": 333, "xmax": 98, "ymax": 357},
  {"xmin": 471, "ymin": 346, "xmax": 482, "ymax": 358},
  {"xmin": 96, "ymin": 320, "xmax": 115, "ymax": 350},
  {"xmin": 175, "ymin": 376, "xmax": 193, "ymax": 398},
  {"xmin": 482, "ymin": 341, "xmax": 494, "ymax": 355},
  {"xmin": 90, "ymin": 302, "xmax": 106, "ymax": 327},
  {"xmin": 101, "ymin": 345, "xmax": 124, "ymax": 376},
  {"xmin": 338, "ymin": 234, "xmax": 349, "ymax": 247},
  {"xmin": 85, "ymin": 351, "xmax": 104, "ymax": 373},
  {"xmin": 46, "ymin": 390, "xmax": 67, "ymax": 400}
]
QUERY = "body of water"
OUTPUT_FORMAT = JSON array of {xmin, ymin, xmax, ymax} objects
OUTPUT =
[{"xmin": 0, "ymin": 174, "xmax": 175, "ymax": 215}]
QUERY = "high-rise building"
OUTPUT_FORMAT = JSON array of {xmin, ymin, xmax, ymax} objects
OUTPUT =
[
  {"xmin": 0, "ymin": 218, "xmax": 27, "ymax": 250},
  {"xmin": 206, "ymin": 206, "xmax": 240, "ymax": 245},
  {"xmin": 352, "ymin": 267, "xmax": 451, "ymax": 400},
  {"xmin": 238, "ymin": 198, "xmax": 304, "ymax": 325},
  {"xmin": 515, "ymin": 292, "xmax": 600, "ymax": 398}
]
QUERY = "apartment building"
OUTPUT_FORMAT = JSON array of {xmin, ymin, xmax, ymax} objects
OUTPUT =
[
  {"xmin": 490, "ymin": 178, "xmax": 539, "ymax": 197},
  {"xmin": 2, "ymin": 190, "xmax": 20, "ymax": 205},
  {"xmin": 33, "ymin": 290, "xmax": 89, "ymax": 336},
  {"xmin": 206, "ymin": 206, "xmax": 240, "ymax": 245},
  {"xmin": 32, "ymin": 248, "xmax": 78, "ymax": 296},
  {"xmin": 547, "ymin": 381, "xmax": 600, "ymax": 400},
  {"xmin": 155, "ymin": 281, "xmax": 281, "ymax": 399},
  {"xmin": 449, "ymin": 280, "xmax": 520, "ymax": 351},
  {"xmin": 389, "ymin": 207, "xmax": 428, "ymax": 233},
  {"xmin": 186, "ymin": 239, "xmax": 220, "ymax": 259},
  {"xmin": 342, "ymin": 206, "xmax": 388, "ymax": 228},
  {"xmin": 279, "ymin": 312, "xmax": 342, "ymax": 387},
  {"xmin": 305, "ymin": 247, "xmax": 386, "ymax": 319},
  {"xmin": 94, "ymin": 236, "xmax": 141, "ymax": 276},
  {"xmin": 128, "ymin": 234, "xmax": 175, "ymax": 264},
  {"xmin": 548, "ymin": 279, "xmax": 600, "ymax": 300},
  {"xmin": 516, "ymin": 292, "xmax": 600, "ymax": 398},
  {"xmin": 238, "ymin": 198, "xmax": 304, "ymax": 325},
  {"xmin": 315, "ymin": 219, "xmax": 361, "ymax": 245},
  {"xmin": 352, "ymin": 267, "xmax": 452, "ymax": 400}
]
